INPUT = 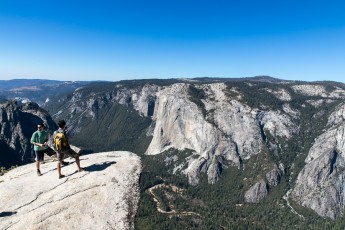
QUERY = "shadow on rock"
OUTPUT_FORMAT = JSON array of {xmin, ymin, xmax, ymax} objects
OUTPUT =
[
  {"xmin": 0, "ymin": 211, "xmax": 17, "ymax": 217},
  {"xmin": 84, "ymin": 161, "xmax": 116, "ymax": 172}
]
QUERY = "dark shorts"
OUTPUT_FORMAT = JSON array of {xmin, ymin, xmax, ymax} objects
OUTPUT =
[
  {"xmin": 56, "ymin": 149, "xmax": 79, "ymax": 161},
  {"xmin": 35, "ymin": 147, "xmax": 55, "ymax": 162}
]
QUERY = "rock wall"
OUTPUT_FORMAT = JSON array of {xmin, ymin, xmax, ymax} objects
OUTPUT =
[{"xmin": 291, "ymin": 103, "xmax": 345, "ymax": 219}]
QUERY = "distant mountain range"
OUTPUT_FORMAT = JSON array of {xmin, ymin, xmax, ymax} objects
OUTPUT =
[
  {"xmin": 0, "ymin": 79, "xmax": 92, "ymax": 105},
  {"xmin": 0, "ymin": 76, "xmax": 286, "ymax": 104}
]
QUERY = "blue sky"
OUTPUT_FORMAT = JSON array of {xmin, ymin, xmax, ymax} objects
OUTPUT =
[{"xmin": 0, "ymin": 0, "xmax": 345, "ymax": 82}]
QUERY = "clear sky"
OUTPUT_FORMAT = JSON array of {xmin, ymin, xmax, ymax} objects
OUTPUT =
[{"xmin": 1, "ymin": 0, "xmax": 345, "ymax": 82}]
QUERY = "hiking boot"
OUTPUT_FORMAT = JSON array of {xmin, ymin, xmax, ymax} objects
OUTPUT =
[
  {"xmin": 37, "ymin": 169, "xmax": 42, "ymax": 176},
  {"xmin": 62, "ymin": 161, "xmax": 69, "ymax": 166},
  {"xmin": 59, "ymin": 175, "xmax": 66, "ymax": 179}
]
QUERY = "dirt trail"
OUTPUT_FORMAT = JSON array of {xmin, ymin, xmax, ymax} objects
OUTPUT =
[{"xmin": 148, "ymin": 183, "xmax": 201, "ymax": 217}]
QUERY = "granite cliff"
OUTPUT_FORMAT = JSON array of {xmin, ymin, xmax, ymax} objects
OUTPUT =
[{"xmin": 291, "ymin": 102, "xmax": 345, "ymax": 219}]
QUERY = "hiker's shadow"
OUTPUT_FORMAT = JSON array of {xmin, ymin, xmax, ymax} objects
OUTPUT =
[
  {"xmin": 0, "ymin": 211, "xmax": 17, "ymax": 217},
  {"xmin": 84, "ymin": 161, "xmax": 116, "ymax": 172}
]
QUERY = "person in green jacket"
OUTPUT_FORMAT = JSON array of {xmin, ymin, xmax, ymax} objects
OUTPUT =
[{"xmin": 30, "ymin": 123, "xmax": 55, "ymax": 176}]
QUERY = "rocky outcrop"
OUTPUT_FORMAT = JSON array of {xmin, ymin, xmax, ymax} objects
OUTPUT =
[
  {"xmin": 291, "ymin": 103, "xmax": 345, "ymax": 219},
  {"xmin": 244, "ymin": 164, "xmax": 284, "ymax": 203},
  {"xmin": 282, "ymin": 104, "xmax": 300, "ymax": 119},
  {"xmin": 266, "ymin": 88, "xmax": 292, "ymax": 101},
  {"xmin": 306, "ymin": 99, "xmax": 335, "ymax": 107},
  {"xmin": 127, "ymin": 84, "xmax": 160, "ymax": 117},
  {"xmin": 244, "ymin": 179, "xmax": 268, "ymax": 203},
  {"xmin": 0, "ymin": 151, "xmax": 141, "ymax": 230},
  {"xmin": 0, "ymin": 101, "xmax": 57, "ymax": 168},
  {"xmin": 328, "ymin": 103, "xmax": 345, "ymax": 126},
  {"xmin": 292, "ymin": 85, "xmax": 345, "ymax": 99},
  {"xmin": 266, "ymin": 164, "xmax": 284, "ymax": 187},
  {"xmin": 257, "ymin": 110, "xmax": 299, "ymax": 140}
]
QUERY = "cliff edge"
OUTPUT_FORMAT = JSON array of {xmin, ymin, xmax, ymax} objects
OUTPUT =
[{"xmin": 0, "ymin": 151, "xmax": 141, "ymax": 230}]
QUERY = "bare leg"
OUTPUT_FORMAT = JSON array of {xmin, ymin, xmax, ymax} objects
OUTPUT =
[
  {"xmin": 36, "ymin": 161, "xmax": 40, "ymax": 170},
  {"xmin": 75, "ymin": 155, "xmax": 84, "ymax": 172},
  {"xmin": 57, "ymin": 161, "xmax": 63, "ymax": 178},
  {"xmin": 57, "ymin": 151, "xmax": 65, "ymax": 178},
  {"xmin": 36, "ymin": 160, "xmax": 42, "ymax": 176}
]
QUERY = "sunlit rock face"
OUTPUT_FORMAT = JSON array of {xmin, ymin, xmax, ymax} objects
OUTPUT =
[
  {"xmin": 145, "ymin": 83, "xmax": 297, "ymax": 185},
  {"xmin": 0, "ymin": 151, "xmax": 141, "ymax": 230},
  {"xmin": 244, "ymin": 179, "xmax": 268, "ymax": 203},
  {"xmin": 292, "ymin": 84, "xmax": 345, "ymax": 99},
  {"xmin": 291, "ymin": 103, "xmax": 345, "ymax": 219}
]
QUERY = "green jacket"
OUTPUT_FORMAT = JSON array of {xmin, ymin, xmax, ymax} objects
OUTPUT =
[{"xmin": 31, "ymin": 130, "xmax": 49, "ymax": 151}]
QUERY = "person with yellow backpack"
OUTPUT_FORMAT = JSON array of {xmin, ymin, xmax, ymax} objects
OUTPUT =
[{"xmin": 53, "ymin": 120, "xmax": 84, "ymax": 179}]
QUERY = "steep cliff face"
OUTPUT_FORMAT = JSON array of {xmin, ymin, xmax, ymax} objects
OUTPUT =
[
  {"xmin": 146, "ymin": 83, "xmax": 255, "ymax": 184},
  {"xmin": 291, "ymin": 102, "xmax": 345, "ymax": 219},
  {"xmin": 0, "ymin": 101, "xmax": 57, "ymax": 168},
  {"xmin": 145, "ymin": 83, "xmax": 298, "ymax": 184}
]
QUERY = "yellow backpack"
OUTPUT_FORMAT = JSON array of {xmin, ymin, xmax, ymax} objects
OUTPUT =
[{"xmin": 54, "ymin": 132, "xmax": 69, "ymax": 151}]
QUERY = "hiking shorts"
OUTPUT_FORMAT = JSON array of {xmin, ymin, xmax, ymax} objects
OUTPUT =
[
  {"xmin": 35, "ymin": 148, "xmax": 55, "ymax": 162},
  {"xmin": 56, "ymin": 149, "xmax": 79, "ymax": 161},
  {"xmin": 35, "ymin": 150, "xmax": 45, "ymax": 162}
]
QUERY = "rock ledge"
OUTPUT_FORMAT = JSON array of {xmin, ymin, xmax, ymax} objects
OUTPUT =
[{"xmin": 0, "ymin": 151, "xmax": 141, "ymax": 230}]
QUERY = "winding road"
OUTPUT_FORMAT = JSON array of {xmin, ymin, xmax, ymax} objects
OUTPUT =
[{"xmin": 148, "ymin": 183, "xmax": 201, "ymax": 217}]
